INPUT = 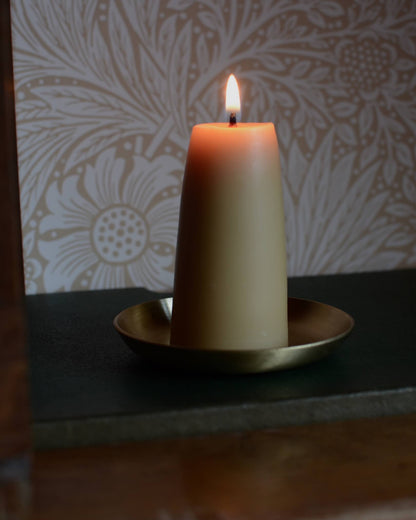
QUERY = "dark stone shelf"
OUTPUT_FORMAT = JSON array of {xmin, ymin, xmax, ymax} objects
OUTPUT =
[{"xmin": 26, "ymin": 269, "xmax": 416, "ymax": 449}]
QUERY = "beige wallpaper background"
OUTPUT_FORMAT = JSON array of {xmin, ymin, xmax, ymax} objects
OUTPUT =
[{"xmin": 11, "ymin": 0, "xmax": 416, "ymax": 294}]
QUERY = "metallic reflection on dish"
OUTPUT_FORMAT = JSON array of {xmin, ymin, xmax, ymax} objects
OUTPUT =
[{"xmin": 113, "ymin": 297, "xmax": 354, "ymax": 374}]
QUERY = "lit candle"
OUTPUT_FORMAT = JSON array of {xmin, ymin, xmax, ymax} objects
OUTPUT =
[{"xmin": 170, "ymin": 75, "xmax": 288, "ymax": 350}]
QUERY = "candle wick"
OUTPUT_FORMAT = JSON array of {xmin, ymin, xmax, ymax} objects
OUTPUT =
[{"xmin": 229, "ymin": 113, "xmax": 237, "ymax": 126}]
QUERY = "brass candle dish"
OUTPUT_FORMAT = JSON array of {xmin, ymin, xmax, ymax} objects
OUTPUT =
[{"xmin": 114, "ymin": 297, "xmax": 354, "ymax": 374}]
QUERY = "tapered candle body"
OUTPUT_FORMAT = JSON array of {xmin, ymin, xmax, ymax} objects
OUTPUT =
[{"xmin": 171, "ymin": 122, "xmax": 288, "ymax": 350}]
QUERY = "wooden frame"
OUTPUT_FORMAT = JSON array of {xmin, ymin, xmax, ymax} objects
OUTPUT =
[{"xmin": 0, "ymin": 1, "xmax": 30, "ymax": 515}]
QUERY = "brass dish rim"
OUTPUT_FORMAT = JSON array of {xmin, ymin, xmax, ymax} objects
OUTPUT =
[{"xmin": 113, "ymin": 296, "xmax": 354, "ymax": 353}]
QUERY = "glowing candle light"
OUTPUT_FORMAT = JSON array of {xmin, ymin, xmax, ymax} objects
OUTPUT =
[{"xmin": 226, "ymin": 73, "xmax": 240, "ymax": 125}]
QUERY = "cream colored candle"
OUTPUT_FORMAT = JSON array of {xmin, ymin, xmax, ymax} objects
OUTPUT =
[{"xmin": 171, "ymin": 77, "xmax": 287, "ymax": 350}]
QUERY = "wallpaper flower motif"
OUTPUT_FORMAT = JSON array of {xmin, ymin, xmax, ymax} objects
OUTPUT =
[
  {"xmin": 11, "ymin": 0, "xmax": 416, "ymax": 293},
  {"xmin": 38, "ymin": 148, "xmax": 181, "ymax": 291}
]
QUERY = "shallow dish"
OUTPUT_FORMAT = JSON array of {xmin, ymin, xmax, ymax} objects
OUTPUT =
[{"xmin": 113, "ymin": 297, "xmax": 354, "ymax": 374}]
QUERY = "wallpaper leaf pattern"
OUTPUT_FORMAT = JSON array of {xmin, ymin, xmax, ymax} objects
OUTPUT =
[{"xmin": 11, "ymin": 0, "xmax": 416, "ymax": 294}]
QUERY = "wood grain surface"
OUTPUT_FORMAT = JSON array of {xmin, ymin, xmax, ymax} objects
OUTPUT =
[{"xmin": 33, "ymin": 414, "xmax": 416, "ymax": 520}]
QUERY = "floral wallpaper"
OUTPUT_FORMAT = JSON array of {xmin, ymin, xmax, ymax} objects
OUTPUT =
[{"xmin": 11, "ymin": 0, "xmax": 416, "ymax": 294}]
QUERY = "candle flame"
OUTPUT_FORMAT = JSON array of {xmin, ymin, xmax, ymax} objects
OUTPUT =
[{"xmin": 226, "ymin": 74, "xmax": 241, "ymax": 114}]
